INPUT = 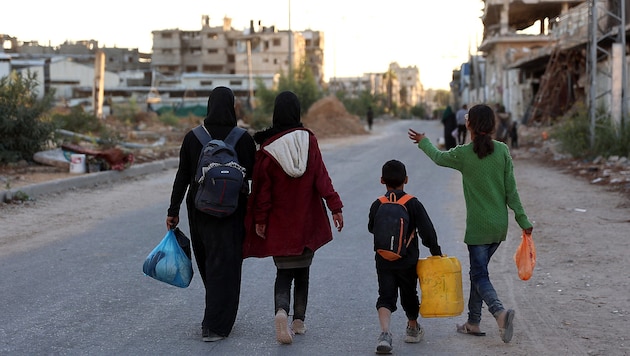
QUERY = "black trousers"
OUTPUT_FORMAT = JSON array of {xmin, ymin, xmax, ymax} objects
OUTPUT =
[
  {"xmin": 274, "ymin": 267, "xmax": 310, "ymax": 321},
  {"xmin": 457, "ymin": 124, "xmax": 467, "ymax": 144},
  {"xmin": 376, "ymin": 265, "xmax": 419, "ymax": 321}
]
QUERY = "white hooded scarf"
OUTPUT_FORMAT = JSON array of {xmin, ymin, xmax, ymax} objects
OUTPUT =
[{"xmin": 263, "ymin": 130, "xmax": 310, "ymax": 178}]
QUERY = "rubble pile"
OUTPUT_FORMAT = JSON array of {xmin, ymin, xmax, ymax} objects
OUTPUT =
[
  {"xmin": 514, "ymin": 126, "xmax": 630, "ymax": 198},
  {"xmin": 302, "ymin": 95, "xmax": 368, "ymax": 138},
  {"xmin": 570, "ymin": 155, "xmax": 630, "ymax": 186}
]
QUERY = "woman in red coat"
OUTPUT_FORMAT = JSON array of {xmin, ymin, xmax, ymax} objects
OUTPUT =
[{"xmin": 243, "ymin": 91, "xmax": 344, "ymax": 345}]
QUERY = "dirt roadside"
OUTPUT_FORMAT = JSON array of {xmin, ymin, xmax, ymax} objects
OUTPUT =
[
  {"xmin": 1, "ymin": 121, "xmax": 629, "ymax": 354},
  {"xmin": 485, "ymin": 150, "xmax": 629, "ymax": 355}
]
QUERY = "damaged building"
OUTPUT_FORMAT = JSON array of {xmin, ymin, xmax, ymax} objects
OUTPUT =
[{"xmin": 457, "ymin": 0, "xmax": 629, "ymax": 126}]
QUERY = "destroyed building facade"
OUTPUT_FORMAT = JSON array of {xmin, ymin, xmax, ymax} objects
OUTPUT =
[{"xmin": 456, "ymin": 0, "xmax": 629, "ymax": 125}]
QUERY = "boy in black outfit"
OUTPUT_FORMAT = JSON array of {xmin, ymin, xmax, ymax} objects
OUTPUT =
[{"xmin": 368, "ymin": 159, "xmax": 442, "ymax": 354}]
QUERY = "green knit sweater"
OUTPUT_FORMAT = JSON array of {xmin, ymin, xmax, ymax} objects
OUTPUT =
[{"xmin": 418, "ymin": 138, "xmax": 532, "ymax": 245}]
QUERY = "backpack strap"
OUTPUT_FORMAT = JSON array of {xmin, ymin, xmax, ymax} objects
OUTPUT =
[
  {"xmin": 223, "ymin": 127, "xmax": 247, "ymax": 148},
  {"xmin": 397, "ymin": 194, "xmax": 414, "ymax": 205},
  {"xmin": 378, "ymin": 193, "xmax": 414, "ymax": 205},
  {"xmin": 192, "ymin": 125, "xmax": 212, "ymax": 145},
  {"xmin": 192, "ymin": 125, "xmax": 247, "ymax": 148}
]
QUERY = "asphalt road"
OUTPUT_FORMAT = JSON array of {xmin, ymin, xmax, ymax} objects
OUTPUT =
[{"xmin": 1, "ymin": 120, "xmax": 480, "ymax": 355}]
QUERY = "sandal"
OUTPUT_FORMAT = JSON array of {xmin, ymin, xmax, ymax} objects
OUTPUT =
[
  {"xmin": 498, "ymin": 309, "xmax": 515, "ymax": 343},
  {"xmin": 456, "ymin": 322, "xmax": 486, "ymax": 336}
]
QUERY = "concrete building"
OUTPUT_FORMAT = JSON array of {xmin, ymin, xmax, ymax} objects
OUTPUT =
[
  {"xmin": 302, "ymin": 30, "xmax": 325, "ymax": 85},
  {"xmin": 388, "ymin": 62, "xmax": 424, "ymax": 108},
  {"xmin": 1, "ymin": 36, "xmax": 152, "ymax": 88},
  {"xmin": 234, "ymin": 22, "xmax": 306, "ymax": 79},
  {"xmin": 328, "ymin": 73, "xmax": 391, "ymax": 99},
  {"xmin": 9, "ymin": 56, "xmax": 120, "ymax": 102},
  {"xmin": 151, "ymin": 16, "xmax": 324, "ymax": 87},
  {"xmin": 1, "ymin": 13, "xmax": 320, "ymax": 112},
  {"xmin": 0, "ymin": 53, "xmax": 10, "ymax": 79},
  {"xmin": 328, "ymin": 62, "xmax": 425, "ymax": 111},
  {"xmin": 477, "ymin": 0, "xmax": 586, "ymax": 118},
  {"xmin": 151, "ymin": 16, "xmax": 239, "ymax": 77},
  {"xmin": 455, "ymin": 0, "xmax": 630, "ymax": 129}
]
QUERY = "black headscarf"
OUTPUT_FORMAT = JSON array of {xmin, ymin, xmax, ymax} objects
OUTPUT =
[
  {"xmin": 253, "ymin": 91, "xmax": 304, "ymax": 144},
  {"xmin": 203, "ymin": 86, "xmax": 237, "ymax": 128}
]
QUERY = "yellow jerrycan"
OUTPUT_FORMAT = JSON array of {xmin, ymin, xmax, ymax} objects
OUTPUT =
[{"xmin": 416, "ymin": 255, "xmax": 464, "ymax": 318}]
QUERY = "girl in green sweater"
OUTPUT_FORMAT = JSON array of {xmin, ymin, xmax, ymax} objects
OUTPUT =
[{"xmin": 407, "ymin": 104, "xmax": 533, "ymax": 343}]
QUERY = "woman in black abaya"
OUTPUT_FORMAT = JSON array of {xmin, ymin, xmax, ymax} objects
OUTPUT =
[{"xmin": 166, "ymin": 86, "xmax": 256, "ymax": 342}]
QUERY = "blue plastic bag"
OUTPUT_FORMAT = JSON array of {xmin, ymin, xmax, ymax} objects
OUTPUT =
[{"xmin": 143, "ymin": 229, "xmax": 193, "ymax": 288}]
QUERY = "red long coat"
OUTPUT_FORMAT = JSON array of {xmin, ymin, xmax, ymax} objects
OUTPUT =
[{"xmin": 243, "ymin": 128, "xmax": 343, "ymax": 258}]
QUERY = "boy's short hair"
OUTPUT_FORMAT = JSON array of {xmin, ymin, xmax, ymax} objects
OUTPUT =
[{"xmin": 382, "ymin": 160, "xmax": 407, "ymax": 187}]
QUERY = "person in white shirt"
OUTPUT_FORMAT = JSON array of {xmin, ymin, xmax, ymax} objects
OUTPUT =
[{"xmin": 455, "ymin": 104, "xmax": 468, "ymax": 145}]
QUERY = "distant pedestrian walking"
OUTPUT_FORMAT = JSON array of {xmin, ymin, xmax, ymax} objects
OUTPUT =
[
  {"xmin": 441, "ymin": 105, "xmax": 457, "ymax": 150},
  {"xmin": 367, "ymin": 106, "xmax": 374, "ymax": 131},
  {"xmin": 509, "ymin": 121, "xmax": 519, "ymax": 149},
  {"xmin": 456, "ymin": 104, "xmax": 468, "ymax": 145},
  {"xmin": 494, "ymin": 103, "xmax": 511, "ymax": 143}
]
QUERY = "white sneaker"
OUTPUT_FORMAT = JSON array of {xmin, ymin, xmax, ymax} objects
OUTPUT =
[
  {"xmin": 292, "ymin": 319, "xmax": 306, "ymax": 334},
  {"xmin": 376, "ymin": 331, "xmax": 393, "ymax": 354},
  {"xmin": 404, "ymin": 324, "xmax": 425, "ymax": 343},
  {"xmin": 275, "ymin": 309, "xmax": 293, "ymax": 344}
]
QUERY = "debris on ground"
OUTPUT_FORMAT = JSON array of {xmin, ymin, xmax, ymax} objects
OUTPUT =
[
  {"xmin": 2, "ymin": 98, "xmax": 629, "ymax": 201},
  {"xmin": 512, "ymin": 125, "xmax": 630, "ymax": 199},
  {"xmin": 61, "ymin": 143, "xmax": 134, "ymax": 171}
]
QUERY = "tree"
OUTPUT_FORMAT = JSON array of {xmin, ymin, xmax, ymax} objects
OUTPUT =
[
  {"xmin": 335, "ymin": 89, "xmax": 385, "ymax": 119},
  {"xmin": 383, "ymin": 69, "xmax": 398, "ymax": 113},
  {"xmin": 291, "ymin": 62, "xmax": 322, "ymax": 114},
  {"xmin": 252, "ymin": 61, "xmax": 323, "ymax": 127},
  {"xmin": 410, "ymin": 104, "xmax": 428, "ymax": 119},
  {"xmin": 0, "ymin": 71, "xmax": 55, "ymax": 163},
  {"xmin": 433, "ymin": 89, "xmax": 451, "ymax": 108}
]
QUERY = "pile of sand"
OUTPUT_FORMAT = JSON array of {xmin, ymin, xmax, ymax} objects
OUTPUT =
[{"xmin": 302, "ymin": 95, "xmax": 368, "ymax": 138}]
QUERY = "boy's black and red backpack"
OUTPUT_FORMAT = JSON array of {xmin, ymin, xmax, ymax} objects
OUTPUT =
[{"xmin": 372, "ymin": 192, "xmax": 414, "ymax": 261}]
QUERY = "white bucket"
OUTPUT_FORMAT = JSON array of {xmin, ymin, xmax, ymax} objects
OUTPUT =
[{"xmin": 69, "ymin": 154, "xmax": 86, "ymax": 174}]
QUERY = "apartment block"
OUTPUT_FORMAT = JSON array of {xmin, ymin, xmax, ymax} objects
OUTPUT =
[
  {"xmin": 328, "ymin": 62, "xmax": 425, "ymax": 109},
  {"xmin": 151, "ymin": 16, "xmax": 325, "ymax": 86},
  {"xmin": 234, "ymin": 22, "xmax": 306, "ymax": 79},
  {"xmin": 151, "ymin": 16, "xmax": 239, "ymax": 78},
  {"xmin": 388, "ymin": 62, "xmax": 424, "ymax": 108},
  {"xmin": 303, "ymin": 30, "xmax": 325, "ymax": 85}
]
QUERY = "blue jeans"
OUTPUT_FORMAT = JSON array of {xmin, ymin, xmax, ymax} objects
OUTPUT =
[{"xmin": 467, "ymin": 243, "xmax": 505, "ymax": 325}]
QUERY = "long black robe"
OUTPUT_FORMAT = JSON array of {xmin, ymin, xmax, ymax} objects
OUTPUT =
[
  {"xmin": 442, "ymin": 106, "xmax": 457, "ymax": 150},
  {"xmin": 167, "ymin": 87, "xmax": 256, "ymax": 336}
]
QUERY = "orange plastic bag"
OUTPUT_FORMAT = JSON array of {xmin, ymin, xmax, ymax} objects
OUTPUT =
[{"xmin": 513, "ymin": 231, "xmax": 536, "ymax": 280}]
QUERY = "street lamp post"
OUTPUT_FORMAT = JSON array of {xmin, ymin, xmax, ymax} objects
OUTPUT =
[{"xmin": 288, "ymin": 0, "xmax": 292, "ymax": 81}]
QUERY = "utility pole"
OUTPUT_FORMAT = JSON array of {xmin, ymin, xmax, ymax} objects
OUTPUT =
[
  {"xmin": 93, "ymin": 50, "xmax": 105, "ymax": 119},
  {"xmin": 247, "ymin": 39, "xmax": 254, "ymax": 109},
  {"xmin": 288, "ymin": 0, "xmax": 293, "ymax": 82}
]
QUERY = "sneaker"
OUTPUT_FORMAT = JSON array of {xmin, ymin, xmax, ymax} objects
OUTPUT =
[
  {"xmin": 275, "ymin": 309, "xmax": 293, "ymax": 344},
  {"xmin": 404, "ymin": 324, "xmax": 425, "ymax": 343},
  {"xmin": 292, "ymin": 319, "xmax": 306, "ymax": 335},
  {"xmin": 376, "ymin": 331, "xmax": 393, "ymax": 354},
  {"xmin": 202, "ymin": 327, "xmax": 225, "ymax": 342}
]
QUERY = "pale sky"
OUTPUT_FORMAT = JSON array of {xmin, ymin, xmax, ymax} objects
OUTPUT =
[{"xmin": 2, "ymin": 0, "xmax": 485, "ymax": 90}]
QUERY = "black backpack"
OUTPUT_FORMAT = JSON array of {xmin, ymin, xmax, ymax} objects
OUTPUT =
[
  {"xmin": 192, "ymin": 125, "xmax": 247, "ymax": 217},
  {"xmin": 373, "ymin": 193, "xmax": 414, "ymax": 261}
]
